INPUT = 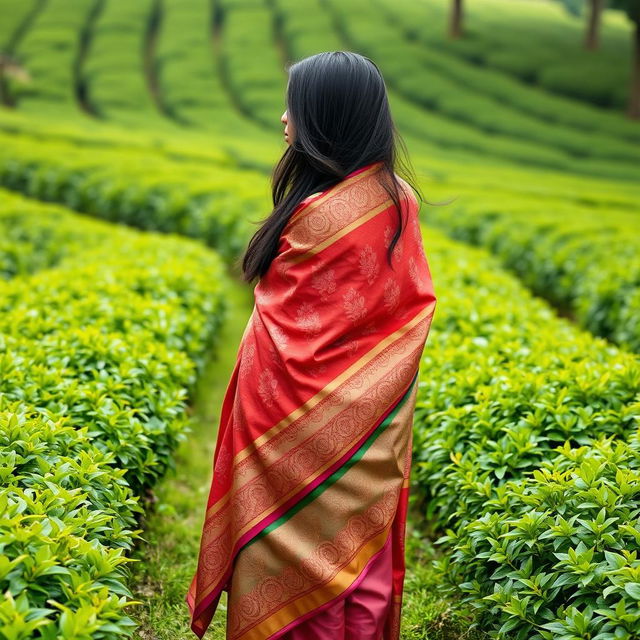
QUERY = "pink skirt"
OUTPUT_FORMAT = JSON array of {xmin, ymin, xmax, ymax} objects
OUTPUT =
[{"xmin": 276, "ymin": 529, "xmax": 394, "ymax": 640}]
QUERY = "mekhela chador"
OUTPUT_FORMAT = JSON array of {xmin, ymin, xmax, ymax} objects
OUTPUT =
[{"xmin": 186, "ymin": 159, "xmax": 437, "ymax": 639}]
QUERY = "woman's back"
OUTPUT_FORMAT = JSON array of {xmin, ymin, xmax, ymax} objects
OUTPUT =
[{"xmin": 186, "ymin": 51, "xmax": 437, "ymax": 640}]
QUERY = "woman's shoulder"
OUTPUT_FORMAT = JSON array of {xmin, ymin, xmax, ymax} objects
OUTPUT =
[{"xmin": 393, "ymin": 173, "xmax": 419, "ymax": 209}]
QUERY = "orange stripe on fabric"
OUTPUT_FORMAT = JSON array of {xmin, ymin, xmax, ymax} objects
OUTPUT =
[
  {"xmin": 206, "ymin": 300, "xmax": 435, "ymax": 519},
  {"xmin": 235, "ymin": 526, "xmax": 392, "ymax": 640}
]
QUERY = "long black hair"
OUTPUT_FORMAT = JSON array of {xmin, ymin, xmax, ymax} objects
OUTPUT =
[{"xmin": 240, "ymin": 50, "xmax": 436, "ymax": 283}]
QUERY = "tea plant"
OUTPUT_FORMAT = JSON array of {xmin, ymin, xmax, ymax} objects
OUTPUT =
[
  {"xmin": 0, "ymin": 192, "xmax": 230, "ymax": 637},
  {"xmin": 413, "ymin": 228, "xmax": 640, "ymax": 639}
]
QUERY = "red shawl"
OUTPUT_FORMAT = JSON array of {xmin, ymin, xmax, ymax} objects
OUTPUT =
[{"xmin": 186, "ymin": 160, "xmax": 437, "ymax": 639}]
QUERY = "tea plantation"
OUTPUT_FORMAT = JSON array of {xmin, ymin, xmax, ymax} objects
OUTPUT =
[{"xmin": 0, "ymin": 0, "xmax": 638, "ymax": 638}]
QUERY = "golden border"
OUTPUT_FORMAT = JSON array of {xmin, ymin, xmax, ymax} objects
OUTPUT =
[
  {"xmin": 292, "ymin": 162, "xmax": 383, "ymax": 223},
  {"xmin": 288, "ymin": 198, "xmax": 393, "ymax": 265},
  {"xmin": 230, "ymin": 343, "xmax": 418, "ymax": 541},
  {"xmin": 206, "ymin": 299, "xmax": 435, "ymax": 520}
]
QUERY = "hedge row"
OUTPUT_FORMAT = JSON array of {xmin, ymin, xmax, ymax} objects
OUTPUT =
[
  {"xmin": 1, "ymin": 410, "xmax": 143, "ymax": 639},
  {"xmin": 319, "ymin": 0, "xmax": 639, "ymax": 181},
  {"xmin": 0, "ymin": 191, "xmax": 230, "ymax": 637},
  {"xmin": 82, "ymin": 0, "xmax": 159, "ymax": 121},
  {"xmin": 370, "ymin": 0, "xmax": 639, "ymax": 143},
  {"xmin": 5, "ymin": 0, "xmax": 89, "ymax": 110},
  {"xmin": 4, "ymin": 0, "xmax": 171, "ymax": 132},
  {"xmin": 413, "ymin": 225, "xmax": 640, "ymax": 639},
  {"xmin": 155, "ymin": 0, "xmax": 231, "ymax": 128},
  {"xmin": 218, "ymin": 0, "xmax": 288, "ymax": 131},
  {"xmin": 0, "ymin": 0, "xmax": 282, "ymax": 158},
  {"xmin": 385, "ymin": 0, "xmax": 631, "ymax": 110},
  {"xmin": 0, "ymin": 130, "xmax": 269, "ymax": 263},
  {"xmin": 150, "ymin": 0, "xmax": 281, "ymax": 166},
  {"xmin": 438, "ymin": 434, "xmax": 640, "ymax": 639},
  {"xmin": 426, "ymin": 188, "xmax": 640, "ymax": 353},
  {"xmin": 0, "ymin": 190, "xmax": 115, "ymax": 278}
]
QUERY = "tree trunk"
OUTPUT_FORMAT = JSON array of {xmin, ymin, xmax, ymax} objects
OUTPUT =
[
  {"xmin": 449, "ymin": 0, "xmax": 463, "ymax": 39},
  {"xmin": 628, "ymin": 20, "xmax": 640, "ymax": 119},
  {"xmin": 585, "ymin": 0, "xmax": 604, "ymax": 50}
]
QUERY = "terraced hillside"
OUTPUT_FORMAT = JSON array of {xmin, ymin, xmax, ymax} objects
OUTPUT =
[{"xmin": 1, "ymin": 0, "xmax": 639, "ymax": 638}]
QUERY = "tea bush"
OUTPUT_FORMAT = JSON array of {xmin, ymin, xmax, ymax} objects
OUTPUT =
[
  {"xmin": 154, "ymin": 0, "xmax": 228, "ymax": 128},
  {"xmin": 369, "ymin": 0, "xmax": 639, "ymax": 143},
  {"xmin": 413, "ymin": 226, "xmax": 640, "ymax": 639},
  {"xmin": 439, "ymin": 434, "xmax": 640, "ymax": 639},
  {"xmin": 0, "ymin": 192, "xmax": 230, "ymax": 637},
  {"xmin": 426, "ymin": 190, "xmax": 640, "ymax": 353},
  {"xmin": 0, "ymin": 410, "xmax": 143, "ymax": 639},
  {"xmin": 0, "ymin": 191, "xmax": 116, "ymax": 278},
  {"xmin": 82, "ymin": 0, "xmax": 158, "ymax": 120},
  {"xmin": 5, "ymin": 0, "xmax": 87, "ymax": 110},
  {"xmin": 0, "ymin": 132, "xmax": 269, "ymax": 263},
  {"xmin": 375, "ymin": 0, "xmax": 632, "ymax": 110}
]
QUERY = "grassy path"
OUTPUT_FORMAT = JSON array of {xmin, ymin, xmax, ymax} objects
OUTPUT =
[
  {"xmin": 129, "ymin": 273, "xmax": 484, "ymax": 639},
  {"xmin": 130, "ymin": 274, "xmax": 253, "ymax": 639}
]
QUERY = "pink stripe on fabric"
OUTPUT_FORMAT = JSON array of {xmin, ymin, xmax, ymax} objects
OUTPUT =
[{"xmin": 267, "ymin": 526, "xmax": 393, "ymax": 639}]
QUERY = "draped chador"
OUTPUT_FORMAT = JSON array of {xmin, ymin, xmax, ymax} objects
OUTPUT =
[{"xmin": 186, "ymin": 160, "xmax": 437, "ymax": 639}]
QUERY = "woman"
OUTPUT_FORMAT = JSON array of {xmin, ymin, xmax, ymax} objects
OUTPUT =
[{"xmin": 186, "ymin": 51, "xmax": 437, "ymax": 640}]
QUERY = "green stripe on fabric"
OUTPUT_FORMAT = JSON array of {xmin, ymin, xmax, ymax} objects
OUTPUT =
[{"xmin": 241, "ymin": 370, "xmax": 419, "ymax": 551}]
